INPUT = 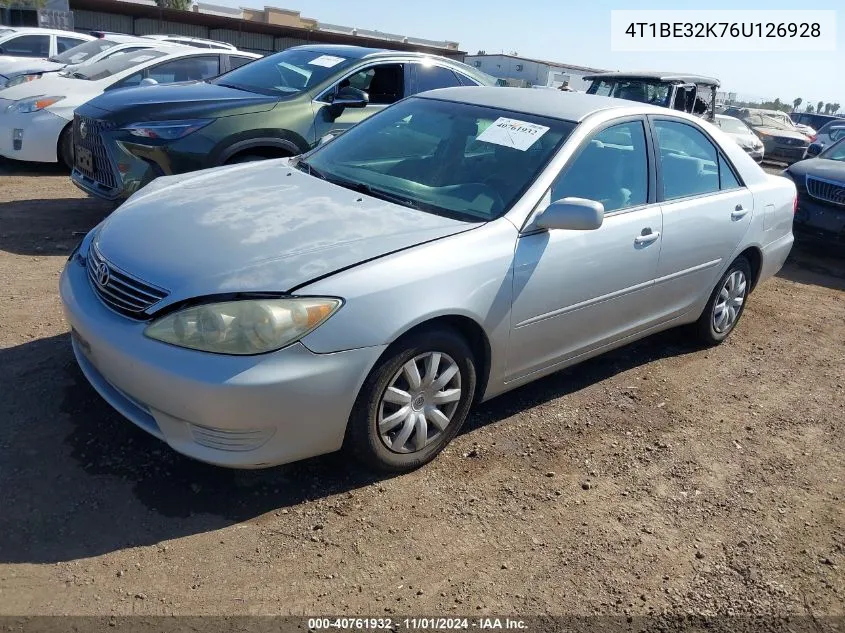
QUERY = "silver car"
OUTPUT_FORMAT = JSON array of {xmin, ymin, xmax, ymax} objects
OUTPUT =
[
  {"xmin": 60, "ymin": 88, "xmax": 796, "ymax": 472},
  {"xmin": 713, "ymin": 114, "xmax": 764, "ymax": 163}
]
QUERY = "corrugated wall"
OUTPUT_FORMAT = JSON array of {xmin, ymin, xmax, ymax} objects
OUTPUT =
[
  {"xmin": 134, "ymin": 17, "xmax": 207, "ymax": 37},
  {"xmin": 72, "ymin": 9, "xmax": 132, "ymax": 33}
]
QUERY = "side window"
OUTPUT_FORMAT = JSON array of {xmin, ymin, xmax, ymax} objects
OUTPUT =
[
  {"xmin": 338, "ymin": 63, "xmax": 404, "ymax": 105},
  {"xmin": 654, "ymin": 120, "xmax": 720, "ymax": 200},
  {"xmin": 550, "ymin": 121, "xmax": 649, "ymax": 213},
  {"xmin": 456, "ymin": 72, "xmax": 480, "ymax": 86},
  {"xmin": 415, "ymin": 64, "xmax": 461, "ymax": 93},
  {"xmin": 111, "ymin": 71, "xmax": 143, "ymax": 89},
  {"xmin": 718, "ymin": 154, "xmax": 741, "ymax": 190},
  {"xmin": 228, "ymin": 55, "xmax": 254, "ymax": 70},
  {"xmin": 146, "ymin": 56, "xmax": 220, "ymax": 84},
  {"xmin": 57, "ymin": 36, "xmax": 87, "ymax": 53},
  {"xmin": 1, "ymin": 34, "xmax": 49, "ymax": 57}
]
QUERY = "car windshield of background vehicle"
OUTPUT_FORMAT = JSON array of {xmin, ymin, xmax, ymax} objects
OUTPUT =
[
  {"xmin": 588, "ymin": 79, "xmax": 671, "ymax": 107},
  {"xmin": 719, "ymin": 117, "xmax": 751, "ymax": 134},
  {"xmin": 211, "ymin": 49, "xmax": 357, "ymax": 96},
  {"xmin": 299, "ymin": 97, "xmax": 574, "ymax": 222},
  {"xmin": 758, "ymin": 114, "xmax": 793, "ymax": 131},
  {"xmin": 50, "ymin": 39, "xmax": 118, "ymax": 64},
  {"xmin": 819, "ymin": 138, "xmax": 845, "ymax": 161},
  {"xmin": 71, "ymin": 49, "xmax": 168, "ymax": 80}
]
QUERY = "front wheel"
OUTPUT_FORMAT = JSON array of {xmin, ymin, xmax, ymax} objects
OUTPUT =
[
  {"xmin": 58, "ymin": 125, "xmax": 74, "ymax": 170},
  {"xmin": 345, "ymin": 328, "xmax": 477, "ymax": 473},
  {"xmin": 694, "ymin": 257, "xmax": 752, "ymax": 346}
]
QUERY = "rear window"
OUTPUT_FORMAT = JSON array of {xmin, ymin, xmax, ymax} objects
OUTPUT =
[
  {"xmin": 52, "ymin": 38, "xmax": 117, "ymax": 64},
  {"xmin": 70, "ymin": 49, "xmax": 167, "ymax": 80}
]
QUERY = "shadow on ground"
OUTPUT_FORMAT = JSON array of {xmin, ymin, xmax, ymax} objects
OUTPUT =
[
  {"xmin": 0, "ymin": 325, "xmax": 700, "ymax": 565},
  {"xmin": 777, "ymin": 242, "xmax": 845, "ymax": 292}
]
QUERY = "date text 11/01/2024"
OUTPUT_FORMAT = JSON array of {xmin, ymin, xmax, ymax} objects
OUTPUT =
[
  {"xmin": 623, "ymin": 21, "xmax": 821, "ymax": 38},
  {"xmin": 307, "ymin": 618, "xmax": 528, "ymax": 630}
]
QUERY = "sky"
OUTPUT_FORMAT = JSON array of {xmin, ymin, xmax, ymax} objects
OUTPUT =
[{"xmin": 209, "ymin": 0, "xmax": 844, "ymax": 108}]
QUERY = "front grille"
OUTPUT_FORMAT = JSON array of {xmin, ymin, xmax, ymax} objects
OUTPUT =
[
  {"xmin": 86, "ymin": 243, "xmax": 169, "ymax": 318},
  {"xmin": 777, "ymin": 136, "xmax": 805, "ymax": 146},
  {"xmin": 806, "ymin": 176, "xmax": 845, "ymax": 207},
  {"xmin": 74, "ymin": 115, "xmax": 118, "ymax": 190}
]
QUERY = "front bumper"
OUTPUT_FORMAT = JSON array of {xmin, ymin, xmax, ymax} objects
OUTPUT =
[
  {"xmin": 743, "ymin": 147, "xmax": 764, "ymax": 163},
  {"xmin": 60, "ymin": 254, "xmax": 385, "ymax": 468},
  {"xmin": 763, "ymin": 143, "xmax": 808, "ymax": 164},
  {"xmin": 793, "ymin": 195, "xmax": 845, "ymax": 246},
  {"xmin": 0, "ymin": 108, "xmax": 67, "ymax": 163}
]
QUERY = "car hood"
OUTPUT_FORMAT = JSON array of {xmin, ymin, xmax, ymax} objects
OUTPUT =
[
  {"xmin": 0, "ymin": 58, "xmax": 64, "ymax": 77},
  {"xmin": 94, "ymin": 159, "xmax": 477, "ymax": 303},
  {"xmin": 727, "ymin": 132, "xmax": 760, "ymax": 147},
  {"xmin": 83, "ymin": 81, "xmax": 279, "ymax": 121},
  {"xmin": 0, "ymin": 73, "xmax": 94, "ymax": 101},
  {"xmin": 788, "ymin": 157, "xmax": 845, "ymax": 182},
  {"xmin": 754, "ymin": 126, "xmax": 808, "ymax": 140}
]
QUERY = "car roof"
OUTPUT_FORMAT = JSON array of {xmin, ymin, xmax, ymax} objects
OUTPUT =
[
  {"xmin": 416, "ymin": 86, "xmax": 666, "ymax": 122},
  {"xmin": 287, "ymin": 44, "xmax": 466, "ymax": 63},
  {"xmin": 582, "ymin": 71, "xmax": 720, "ymax": 87},
  {"xmin": 0, "ymin": 27, "xmax": 92, "ymax": 38}
]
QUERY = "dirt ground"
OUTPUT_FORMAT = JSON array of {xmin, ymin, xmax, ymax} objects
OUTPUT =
[{"xmin": 0, "ymin": 157, "xmax": 843, "ymax": 621}]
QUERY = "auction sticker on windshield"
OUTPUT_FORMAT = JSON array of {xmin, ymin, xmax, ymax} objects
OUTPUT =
[
  {"xmin": 476, "ymin": 117, "xmax": 550, "ymax": 151},
  {"xmin": 308, "ymin": 55, "xmax": 345, "ymax": 68}
]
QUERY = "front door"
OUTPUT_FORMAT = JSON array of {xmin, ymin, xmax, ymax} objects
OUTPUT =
[
  {"xmin": 507, "ymin": 119, "xmax": 664, "ymax": 381},
  {"xmin": 648, "ymin": 117, "xmax": 755, "ymax": 320},
  {"xmin": 313, "ymin": 62, "xmax": 408, "ymax": 141}
]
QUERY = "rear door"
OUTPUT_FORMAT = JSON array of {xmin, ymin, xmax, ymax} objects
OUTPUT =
[{"xmin": 648, "ymin": 117, "xmax": 754, "ymax": 320}]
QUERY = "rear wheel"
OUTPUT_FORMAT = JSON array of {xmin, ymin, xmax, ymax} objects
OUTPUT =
[
  {"xmin": 345, "ymin": 328, "xmax": 477, "ymax": 473},
  {"xmin": 694, "ymin": 257, "xmax": 752, "ymax": 346},
  {"xmin": 58, "ymin": 125, "xmax": 74, "ymax": 170},
  {"xmin": 225, "ymin": 154, "xmax": 268, "ymax": 165}
]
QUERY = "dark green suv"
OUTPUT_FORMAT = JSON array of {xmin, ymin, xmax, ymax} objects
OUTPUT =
[{"xmin": 71, "ymin": 44, "xmax": 495, "ymax": 200}]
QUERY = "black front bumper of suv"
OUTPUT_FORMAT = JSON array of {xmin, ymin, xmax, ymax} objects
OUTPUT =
[{"xmin": 793, "ymin": 193, "xmax": 845, "ymax": 247}]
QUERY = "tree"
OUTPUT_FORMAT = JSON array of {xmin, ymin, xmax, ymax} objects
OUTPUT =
[
  {"xmin": 793, "ymin": 98, "xmax": 802, "ymax": 111},
  {"xmin": 154, "ymin": 0, "xmax": 192, "ymax": 9},
  {"xmin": 806, "ymin": 104, "xmax": 815, "ymax": 113},
  {"xmin": 833, "ymin": 103, "xmax": 841, "ymax": 115},
  {"xmin": 817, "ymin": 100, "xmax": 824, "ymax": 113}
]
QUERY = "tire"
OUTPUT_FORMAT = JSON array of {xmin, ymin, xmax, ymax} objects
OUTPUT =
[
  {"xmin": 694, "ymin": 257, "xmax": 752, "ymax": 346},
  {"xmin": 225, "ymin": 154, "xmax": 268, "ymax": 165},
  {"xmin": 58, "ymin": 125, "xmax": 74, "ymax": 171},
  {"xmin": 345, "ymin": 328, "xmax": 477, "ymax": 473}
]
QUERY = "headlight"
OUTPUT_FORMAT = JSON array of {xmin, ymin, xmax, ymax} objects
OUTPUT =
[
  {"xmin": 144, "ymin": 297, "xmax": 342, "ymax": 355},
  {"xmin": 122, "ymin": 119, "xmax": 212, "ymax": 140},
  {"xmin": 5, "ymin": 73, "xmax": 41, "ymax": 88},
  {"xmin": 6, "ymin": 95, "xmax": 65, "ymax": 113}
]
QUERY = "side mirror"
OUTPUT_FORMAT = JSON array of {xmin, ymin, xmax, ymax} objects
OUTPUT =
[
  {"xmin": 139, "ymin": 77, "xmax": 158, "ymax": 87},
  {"xmin": 328, "ymin": 86, "xmax": 368, "ymax": 113},
  {"xmin": 805, "ymin": 143, "xmax": 823, "ymax": 158},
  {"xmin": 535, "ymin": 197, "xmax": 604, "ymax": 231},
  {"xmin": 318, "ymin": 131, "xmax": 343, "ymax": 146}
]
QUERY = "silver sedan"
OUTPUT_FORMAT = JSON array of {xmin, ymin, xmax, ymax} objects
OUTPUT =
[{"xmin": 60, "ymin": 87, "xmax": 796, "ymax": 472}]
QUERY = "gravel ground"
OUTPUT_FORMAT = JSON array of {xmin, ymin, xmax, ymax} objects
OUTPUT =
[{"xmin": 0, "ymin": 158, "xmax": 843, "ymax": 621}]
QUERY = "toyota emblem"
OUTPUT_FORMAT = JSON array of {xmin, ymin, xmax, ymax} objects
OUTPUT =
[
  {"xmin": 79, "ymin": 120, "xmax": 87, "ymax": 140},
  {"xmin": 95, "ymin": 261, "xmax": 110, "ymax": 287}
]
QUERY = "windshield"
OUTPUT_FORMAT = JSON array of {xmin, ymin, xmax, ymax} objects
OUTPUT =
[
  {"xmin": 70, "ymin": 49, "xmax": 167, "ymax": 81},
  {"xmin": 50, "ymin": 38, "xmax": 118, "ymax": 64},
  {"xmin": 758, "ymin": 114, "xmax": 792, "ymax": 131},
  {"xmin": 211, "ymin": 48, "xmax": 357, "ymax": 96},
  {"xmin": 587, "ymin": 79, "xmax": 672, "ymax": 107},
  {"xmin": 718, "ymin": 117, "xmax": 751, "ymax": 134},
  {"xmin": 819, "ymin": 138, "xmax": 845, "ymax": 161},
  {"xmin": 300, "ymin": 97, "xmax": 574, "ymax": 221}
]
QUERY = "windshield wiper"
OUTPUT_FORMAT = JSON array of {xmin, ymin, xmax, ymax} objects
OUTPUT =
[
  {"xmin": 337, "ymin": 180, "xmax": 424, "ymax": 210},
  {"xmin": 294, "ymin": 158, "xmax": 330, "ymax": 181}
]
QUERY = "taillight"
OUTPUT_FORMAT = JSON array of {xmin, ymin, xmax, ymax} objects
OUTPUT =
[
  {"xmin": 793, "ymin": 195, "xmax": 798, "ymax": 215},
  {"xmin": 809, "ymin": 134, "xmax": 817, "ymax": 142}
]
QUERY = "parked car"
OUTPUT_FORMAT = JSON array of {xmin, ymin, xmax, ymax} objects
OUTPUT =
[
  {"xmin": 60, "ymin": 88, "xmax": 796, "ymax": 471},
  {"xmin": 0, "ymin": 27, "xmax": 93, "ymax": 65},
  {"xmin": 791, "ymin": 111, "xmax": 842, "ymax": 133},
  {"xmin": 724, "ymin": 108, "xmax": 809, "ymax": 164},
  {"xmin": 0, "ymin": 34, "xmax": 153, "ymax": 89},
  {"xmin": 584, "ymin": 71, "xmax": 719, "ymax": 120},
  {"xmin": 755, "ymin": 108, "xmax": 815, "ymax": 138},
  {"xmin": 70, "ymin": 44, "xmax": 495, "ymax": 201},
  {"xmin": 0, "ymin": 47, "xmax": 260, "ymax": 168},
  {"xmin": 784, "ymin": 137, "xmax": 845, "ymax": 246},
  {"xmin": 804, "ymin": 119, "xmax": 845, "ymax": 158},
  {"xmin": 713, "ymin": 114, "xmax": 764, "ymax": 162}
]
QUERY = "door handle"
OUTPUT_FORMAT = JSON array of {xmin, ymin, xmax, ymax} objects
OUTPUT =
[
  {"xmin": 634, "ymin": 231, "xmax": 660, "ymax": 245},
  {"xmin": 731, "ymin": 204, "xmax": 748, "ymax": 220}
]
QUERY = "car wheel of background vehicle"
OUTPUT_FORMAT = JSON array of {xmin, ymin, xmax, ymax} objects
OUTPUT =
[
  {"xmin": 58, "ymin": 126, "xmax": 74, "ymax": 171},
  {"xmin": 225, "ymin": 154, "xmax": 268, "ymax": 164},
  {"xmin": 345, "ymin": 328, "xmax": 477, "ymax": 473},
  {"xmin": 694, "ymin": 256, "xmax": 752, "ymax": 346}
]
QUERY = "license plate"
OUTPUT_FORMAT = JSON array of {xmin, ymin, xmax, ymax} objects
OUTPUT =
[{"xmin": 75, "ymin": 146, "xmax": 93, "ymax": 172}]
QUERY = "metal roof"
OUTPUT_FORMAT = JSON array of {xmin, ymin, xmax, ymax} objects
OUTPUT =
[
  {"xmin": 417, "ymin": 86, "xmax": 665, "ymax": 122},
  {"xmin": 582, "ymin": 71, "xmax": 720, "ymax": 87}
]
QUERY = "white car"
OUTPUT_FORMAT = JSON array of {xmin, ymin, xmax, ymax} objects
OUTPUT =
[
  {"xmin": 142, "ymin": 34, "xmax": 238, "ymax": 51},
  {"xmin": 0, "ymin": 27, "xmax": 93, "ymax": 65},
  {"xmin": 0, "ymin": 47, "xmax": 260, "ymax": 167},
  {"xmin": 0, "ymin": 34, "xmax": 153, "ymax": 89},
  {"xmin": 713, "ymin": 114, "xmax": 764, "ymax": 163}
]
